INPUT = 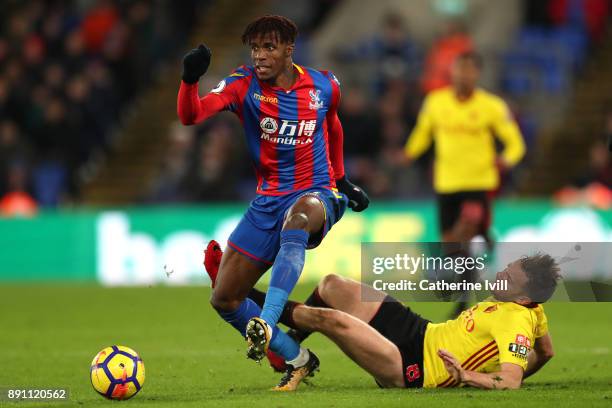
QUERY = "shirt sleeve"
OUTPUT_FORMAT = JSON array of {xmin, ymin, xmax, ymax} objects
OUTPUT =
[
  {"xmin": 533, "ymin": 305, "xmax": 549, "ymax": 338},
  {"xmin": 325, "ymin": 71, "xmax": 345, "ymax": 180},
  {"xmin": 404, "ymin": 94, "xmax": 435, "ymax": 159},
  {"xmin": 490, "ymin": 98, "xmax": 526, "ymax": 167},
  {"xmin": 177, "ymin": 68, "xmax": 249, "ymax": 125},
  {"xmin": 490, "ymin": 309, "xmax": 536, "ymax": 370}
]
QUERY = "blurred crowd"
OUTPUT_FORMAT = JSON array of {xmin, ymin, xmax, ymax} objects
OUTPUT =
[
  {"xmin": 147, "ymin": 117, "xmax": 251, "ymax": 203},
  {"xmin": 554, "ymin": 113, "xmax": 612, "ymax": 210},
  {"xmin": 0, "ymin": 0, "xmax": 203, "ymax": 214}
]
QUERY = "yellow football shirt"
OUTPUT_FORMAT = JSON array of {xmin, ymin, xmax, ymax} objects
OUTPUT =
[
  {"xmin": 422, "ymin": 300, "xmax": 548, "ymax": 388},
  {"xmin": 404, "ymin": 87, "xmax": 525, "ymax": 193}
]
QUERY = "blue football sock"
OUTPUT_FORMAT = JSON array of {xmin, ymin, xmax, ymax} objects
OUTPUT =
[
  {"xmin": 217, "ymin": 298, "xmax": 299, "ymax": 360},
  {"xmin": 260, "ymin": 229, "xmax": 308, "ymax": 328},
  {"xmin": 217, "ymin": 298, "xmax": 261, "ymax": 336},
  {"xmin": 269, "ymin": 328, "xmax": 300, "ymax": 361}
]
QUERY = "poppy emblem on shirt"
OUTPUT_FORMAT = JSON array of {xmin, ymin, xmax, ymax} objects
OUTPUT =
[{"xmin": 405, "ymin": 364, "xmax": 421, "ymax": 382}]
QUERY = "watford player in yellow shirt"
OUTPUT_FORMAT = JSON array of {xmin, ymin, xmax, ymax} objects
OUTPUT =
[
  {"xmin": 205, "ymin": 247, "xmax": 559, "ymax": 390},
  {"xmin": 283, "ymin": 253, "xmax": 558, "ymax": 389},
  {"xmin": 404, "ymin": 51, "xmax": 526, "ymax": 197},
  {"xmin": 402, "ymin": 52, "xmax": 526, "ymax": 316}
]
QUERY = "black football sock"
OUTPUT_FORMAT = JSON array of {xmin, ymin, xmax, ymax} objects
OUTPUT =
[
  {"xmin": 303, "ymin": 286, "xmax": 329, "ymax": 308},
  {"xmin": 247, "ymin": 288, "xmax": 266, "ymax": 307},
  {"xmin": 286, "ymin": 287, "xmax": 330, "ymax": 343}
]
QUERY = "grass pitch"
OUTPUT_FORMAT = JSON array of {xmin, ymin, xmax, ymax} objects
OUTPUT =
[{"xmin": 1, "ymin": 284, "xmax": 611, "ymax": 407}]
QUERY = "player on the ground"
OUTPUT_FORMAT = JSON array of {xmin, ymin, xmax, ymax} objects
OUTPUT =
[
  {"xmin": 177, "ymin": 15, "xmax": 369, "ymax": 390},
  {"xmin": 205, "ymin": 243, "xmax": 558, "ymax": 389},
  {"xmin": 401, "ymin": 51, "xmax": 526, "ymax": 316}
]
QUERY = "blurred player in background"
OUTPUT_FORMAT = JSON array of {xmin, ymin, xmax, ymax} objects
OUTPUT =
[
  {"xmin": 205, "ymin": 242, "xmax": 558, "ymax": 390},
  {"xmin": 177, "ymin": 15, "xmax": 369, "ymax": 390},
  {"xmin": 402, "ymin": 52, "xmax": 526, "ymax": 316}
]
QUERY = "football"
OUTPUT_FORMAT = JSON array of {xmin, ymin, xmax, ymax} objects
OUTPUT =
[{"xmin": 90, "ymin": 345, "xmax": 145, "ymax": 400}]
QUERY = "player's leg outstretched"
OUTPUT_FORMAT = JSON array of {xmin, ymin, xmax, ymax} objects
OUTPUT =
[
  {"xmin": 293, "ymin": 305, "xmax": 405, "ymax": 388},
  {"xmin": 209, "ymin": 246, "xmax": 268, "ymax": 341},
  {"xmin": 245, "ymin": 194, "xmax": 325, "ymax": 362},
  {"xmin": 211, "ymin": 247, "xmax": 307, "ymax": 367},
  {"xmin": 204, "ymin": 241, "xmax": 288, "ymax": 372},
  {"xmin": 270, "ymin": 274, "xmax": 388, "ymax": 391},
  {"xmin": 205, "ymin": 240, "xmax": 404, "ymax": 389},
  {"xmin": 205, "ymin": 240, "xmax": 318, "ymax": 390},
  {"xmin": 204, "ymin": 241, "xmax": 383, "ymax": 375}
]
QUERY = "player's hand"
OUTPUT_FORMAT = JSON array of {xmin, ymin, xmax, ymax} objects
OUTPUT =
[
  {"xmin": 182, "ymin": 44, "xmax": 212, "ymax": 84},
  {"xmin": 438, "ymin": 349, "xmax": 466, "ymax": 384},
  {"xmin": 389, "ymin": 149, "xmax": 412, "ymax": 167},
  {"xmin": 336, "ymin": 176, "xmax": 369, "ymax": 212},
  {"xmin": 496, "ymin": 157, "xmax": 510, "ymax": 174}
]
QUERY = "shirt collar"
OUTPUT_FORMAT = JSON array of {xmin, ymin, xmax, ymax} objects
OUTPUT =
[{"xmin": 256, "ymin": 63, "xmax": 305, "ymax": 93}]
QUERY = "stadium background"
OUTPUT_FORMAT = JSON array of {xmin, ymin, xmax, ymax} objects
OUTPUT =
[
  {"xmin": 0, "ymin": 0, "xmax": 610, "ymax": 284},
  {"xmin": 0, "ymin": 1, "xmax": 611, "ymax": 407},
  {"xmin": 0, "ymin": 0, "xmax": 612, "ymax": 284}
]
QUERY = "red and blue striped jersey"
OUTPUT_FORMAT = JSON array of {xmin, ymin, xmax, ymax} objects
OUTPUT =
[{"xmin": 178, "ymin": 64, "xmax": 345, "ymax": 196}]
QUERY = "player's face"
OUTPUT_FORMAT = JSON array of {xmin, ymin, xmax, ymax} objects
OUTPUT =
[
  {"xmin": 451, "ymin": 58, "xmax": 480, "ymax": 93},
  {"xmin": 491, "ymin": 260, "xmax": 531, "ymax": 303},
  {"xmin": 249, "ymin": 33, "xmax": 292, "ymax": 81}
]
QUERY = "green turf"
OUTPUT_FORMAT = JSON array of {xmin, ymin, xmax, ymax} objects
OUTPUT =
[{"xmin": 0, "ymin": 284, "xmax": 611, "ymax": 407}]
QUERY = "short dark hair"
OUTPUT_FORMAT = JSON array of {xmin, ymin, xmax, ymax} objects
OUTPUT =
[
  {"xmin": 521, "ymin": 253, "xmax": 561, "ymax": 303},
  {"xmin": 241, "ymin": 15, "xmax": 298, "ymax": 45},
  {"xmin": 455, "ymin": 51, "xmax": 483, "ymax": 69}
]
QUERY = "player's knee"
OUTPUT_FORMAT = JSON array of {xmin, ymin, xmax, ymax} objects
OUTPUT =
[
  {"xmin": 210, "ymin": 290, "xmax": 241, "ymax": 313},
  {"xmin": 283, "ymin": 212, "xmax": 309, "ymax": 231},
  {"xmin": 377, "ymin": 377, "xmax": 405, "ymax": 389},
  {"xmin": 457, "ymin": 218, "xmax": 480, "ymax": 232},
  {"xmin": 319, "ymin": 274, "xmax": 343, "ymax": 300},
  {"xmin": 459, "ymin": 201, "xmax": 484, "ymax": 225}
]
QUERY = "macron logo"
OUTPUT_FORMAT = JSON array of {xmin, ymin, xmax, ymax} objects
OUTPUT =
[{"xmin": 254, "ymin": 93, "xmax": 278, "ymax": 104}]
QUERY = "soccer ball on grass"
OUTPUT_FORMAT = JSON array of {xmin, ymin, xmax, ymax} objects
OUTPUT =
[{"xmin": 90, "ymin": 345, "xmax": 145, "ymax": 400}]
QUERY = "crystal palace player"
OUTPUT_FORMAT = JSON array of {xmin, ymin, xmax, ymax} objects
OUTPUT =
[{"xmin": 177, "ymin": 15, "xmax": 369, "ymax": 390}]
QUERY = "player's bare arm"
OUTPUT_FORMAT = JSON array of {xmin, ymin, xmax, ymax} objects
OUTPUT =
[
  {"xmin": 524, "ymin": 333, "xmax": 554, "ymax": 379},
  {"xmin": 438, "ymin": 349, "xmax": 524, "ymax": 389}
]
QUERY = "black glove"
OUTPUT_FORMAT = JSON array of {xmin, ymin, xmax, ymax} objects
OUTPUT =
[
  {"xmin": 182, "ymin": 44, "xmax": 212, "ymax": 84},
  {"xmin": 336, "ymin": 176, "xmax": 370, "ymax": 212}
]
